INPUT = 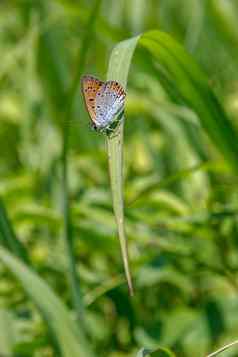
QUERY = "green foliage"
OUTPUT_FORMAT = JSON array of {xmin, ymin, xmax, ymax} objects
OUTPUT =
[
  {"xmin": 0, "ymin": 247, "xmax": 94, "ymax": 357},
  {"xmin": 1, "ymin": 1, "xmax": 238, "ymax": 356}
]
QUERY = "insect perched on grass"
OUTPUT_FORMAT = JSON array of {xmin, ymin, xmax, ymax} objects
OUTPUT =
[
  {"xmin": 81, "ymin": 75, "xmax": 126, "ymax": 135},
  {"xmin": 81, "ymin": 74, "xmax": 134, "ymax": 296}
]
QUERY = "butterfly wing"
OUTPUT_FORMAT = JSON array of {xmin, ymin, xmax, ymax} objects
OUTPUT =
[
  {"xmin": 95, "ymin": 80, "xmax": 126, "ymax": 128},
  {"xmin": 81, "ymin": 75, "xmax": 104, "ymax": 125}
]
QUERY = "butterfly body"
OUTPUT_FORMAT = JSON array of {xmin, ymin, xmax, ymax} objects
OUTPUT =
[{"xmin": 81, "ymin": 75, "xmax": 126, "ymax": 134}]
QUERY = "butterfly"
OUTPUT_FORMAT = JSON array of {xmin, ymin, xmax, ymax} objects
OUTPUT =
[{"xmin": 81, "ymin": 75, "xmax": 126, "ymax": 134}]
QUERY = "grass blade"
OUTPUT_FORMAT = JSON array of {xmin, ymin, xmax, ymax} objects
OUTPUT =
[
  {"xmin": 37, "ymin": 4, "xmax": 84, "ymax": 319},
  {"xmin": 107, "ymin": 130, "xmax": 134, "ymax": 295},
  {"xmin": 106, "ymin": 37, "xmax": 139, "ymax": 296},
  {"xmin": 207, "ymin": 340, "xmax": 238, "ymax": 357},
  {"xmin": 61, "ymin": 0, "xmax": 103, "ymax": 320},
  {"xmin": 140, "ymin": 31, "xmax": 238, "ymax": 173},
  {"xmin": 38, "ymin": 0, "xmax": 102, "ymax": 320},
  {"xmin": 109, "ymin": 30, "xmax": 238, "ymax": 174},
  {"xmin": 0, "ymin": 247, "xmax": 95, "ymax": 357},
  {"xmin": 0, "ymin": 197, "xmax": 29, "ymax": 263},
  {"xmin": 106, "ymin": 29, "xmax": 238, "ymax": 296}
]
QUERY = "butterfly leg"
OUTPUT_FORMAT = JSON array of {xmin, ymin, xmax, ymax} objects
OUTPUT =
[{"xmin": 90, "ymin": 122, "xmax": 97, "ymax": 131}]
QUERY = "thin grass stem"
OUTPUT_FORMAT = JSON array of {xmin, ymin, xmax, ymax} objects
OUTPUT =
[
  {"xmin": 107, "ymin": 123, "xmax": 134, "ymax": 296},
  {"xmin": 61, "ymin": 0, "xmax": 102, "ymax": 320},
  {"xmin": 207, "ymin": 340, "xmax": 238, "ymax": 357}
]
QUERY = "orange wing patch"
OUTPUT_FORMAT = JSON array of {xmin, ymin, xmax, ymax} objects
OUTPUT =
[
  {"xmin": 107, "ymin": 81, "xmax": 126, "ymax": 97},
  {"xmin": 81, "ymin": 75, "xmax": 104, "ymax": 123}
]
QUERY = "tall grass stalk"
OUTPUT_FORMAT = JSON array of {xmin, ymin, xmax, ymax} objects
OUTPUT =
[
  {"xmin": 207, "ymin": 340, "xmax": 238, "ymax": 357},
  {"xmin": 0, "ymin": 247, "xmax": 95, "ymax": 357},
  {"xmin": 62, "ymin": 0, "xmax": 102, "ymax": 319},
  {"xmin": 106, "ymin": 29, "xmax": 238, "ymax": 297},
  {"xmin": 106, "ymin": 37, "xmax": 139, "ymax": 295},
  {"xmin": 107, "ymin": 127, "xmax": 134, "ymax": 296}
]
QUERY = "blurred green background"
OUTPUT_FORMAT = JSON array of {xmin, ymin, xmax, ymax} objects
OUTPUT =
[{"xmin": 1, "ymin": 0, "xmax": 238, "ymax": 356}]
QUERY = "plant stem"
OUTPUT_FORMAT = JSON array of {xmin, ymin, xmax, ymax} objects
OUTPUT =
[
  {"xmin": 61, "ymin": 0, "xmax": 102, "ymax": 319},
  {"xmin": 107, "ymin": 123, "xmax": 134, "ymax": 296},
  {"xmin": 62, "ymin": 125, "xmax": 84, "ymax": 320},
  {"xmin": 207, "ymin": 340, "xmax": 238, "ymax": 357}
]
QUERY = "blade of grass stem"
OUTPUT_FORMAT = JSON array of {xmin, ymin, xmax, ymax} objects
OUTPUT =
[
  {"xmin": 106, "ymin": 29, "xmax": 238, "ymax": 297},
  {"xmin": 207, "ymin": 340, "xmax": 238, "ymax": 357},
  {"xmin": 62, "ymin": 0, "xmax": 103, "ymax": 319},
  {"xmin": 0, "ymin": 247, "xmax": 95, "ymax": 357},
  {"xmin": 84, "ymin": 275, "xmax": 124, "ymax": 306},
  {"xmin": 0, "ymin": 197, "xmax": 29, "ymax": 263},
  {"xmin": 107, "ymin": 127, "xmax": 134, "ymax": 296},
  {"xmin": 106, "ymin": 36, "xmax": 140, "ymax": 296}
]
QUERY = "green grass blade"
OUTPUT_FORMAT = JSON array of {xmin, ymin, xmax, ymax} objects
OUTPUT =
[
  {"xmin": 37, "ymin": 4, "xmax": 84, "ymax": 320},
  {"xmin": 37, "ymin": 3, "xmax": 68, "ymax": 128},
  {"xmin": 140, "ymin": 31, "xmax": 238, "ymax": 173},
  {"xmin": 37, "ymin": 0, "xmax": 102, "ymax": 320},
  {"xmin": 106, "ymin": 130, "xmax": 134, "ymax": 295},
  {"xmin": 61, "ymin": 0, "xmax": 102, "ymax": 320},
  {"xmin": 110, "ymin": 30, "xmax": 238, "ymax": 173},
  {"xmin": 207, "ymin": 340, "xmax": 238, "ymax": 357},
  {"xmin": 0, "ymin": 197, "xmax": 29, "ymax": 263},
  {"xmin": 106, "ymin": 36, "xmax": 139, "ymax": 296},
  {"xmin": 106, "ymin": 29, "xmax": 238, "ymax": 296},
  {"xmin": 0, "ymin": 247, "xmax": 95, "ymax": 357}
]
